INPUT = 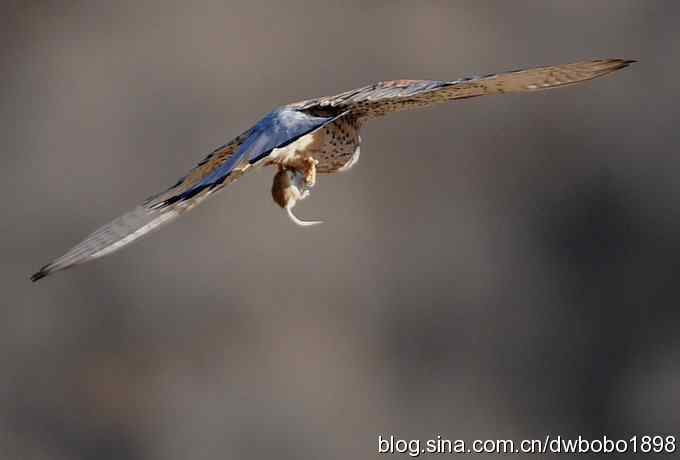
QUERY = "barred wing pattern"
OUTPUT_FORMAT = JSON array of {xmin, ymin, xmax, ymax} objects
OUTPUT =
[
  {"xmin": 30, "ymin": 134, "xmax": 251, "ymax": 281},
  {"xmin": 31, "ymin": 109, "xmax": 346, "ymax": 281},
  {"xmin": 293, "ymin": 59, "xmax": 635, "ymax": 117},
  {"xmin": 31, "ymin": 59, "xmax": 634, "ymax": 281}
]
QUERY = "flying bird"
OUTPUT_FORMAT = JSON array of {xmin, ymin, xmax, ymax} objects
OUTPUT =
[{"xmin": 31, "ymin": 59, "xmax": 635, "ymax": 281}]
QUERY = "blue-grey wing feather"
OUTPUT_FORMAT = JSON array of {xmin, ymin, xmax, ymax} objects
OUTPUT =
[
  {"xmin": 31, "ymin": 108, "xmax": 345, "ymax": 281},
  {"xmin": 158, "ymin": 108, "xmax": 346, "ymax": 206}
]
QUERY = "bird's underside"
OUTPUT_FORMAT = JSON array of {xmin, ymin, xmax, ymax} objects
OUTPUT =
[{"xmin": 31, "ymin": 58, "xmax": 635, "ymax": 281}]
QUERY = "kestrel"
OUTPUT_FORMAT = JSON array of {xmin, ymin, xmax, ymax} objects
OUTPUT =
[{"xmin": 31, "ymin": 59, "xmax": 635, "ymax": 281}]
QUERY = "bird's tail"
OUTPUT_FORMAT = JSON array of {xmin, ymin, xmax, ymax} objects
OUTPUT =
[{"xmin": 30, "ymin": 204, "xmax": 184, "ymax": 282}]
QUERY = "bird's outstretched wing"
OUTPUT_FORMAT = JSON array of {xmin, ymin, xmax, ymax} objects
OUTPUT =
[
  {"xmin": 30, "ymin": 108, "xmax": 343, "ymax": 281},
  {"xmin": 293, "ymin": 59, "xmax": 635, "ymax": 117}
]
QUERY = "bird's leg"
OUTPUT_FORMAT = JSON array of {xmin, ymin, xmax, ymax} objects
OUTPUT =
[
  {"xmin": 301, "ymin": 156, "xmax": 318, "ymax": 189},
  {"xmin": 271, "ymin": 161, "xmax": 323, "ymax": 227},
  {"xmin": 284, "ymin": 156, "xmax": 318, "ymax": 190}
]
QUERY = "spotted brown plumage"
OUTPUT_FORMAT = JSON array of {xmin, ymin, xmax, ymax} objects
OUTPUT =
[
  {"xmin": 310, "ymin": 114, "xmax": 363, "ymax": 173},
  {"xmin": 292, "ymin": 59, "xmax": 635, "ymax": 118},
  {"xmin": 31, "ymin": 59, "xmax": 634, "ymax": 281}
]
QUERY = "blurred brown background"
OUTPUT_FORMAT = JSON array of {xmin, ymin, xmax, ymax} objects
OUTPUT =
[{"xmin": 2, "ymin": 1, "xmax": 679, "ymax": 459}]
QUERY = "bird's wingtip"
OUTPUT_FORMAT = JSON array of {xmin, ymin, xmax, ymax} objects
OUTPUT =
[
  {"xmin": 30, "ymin": 265, "xmax": 51, "ymax": 282},
  {"xmin": 618, "ymin": 58, "xmax": 638, "ymax": 67},
  {"xmin": 30, "ymin": 271, "xmax": 46, "ymax": 283},
  {"xmin": 605, "ymin": 58, "xmax": 637, "ymax": 68}
]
